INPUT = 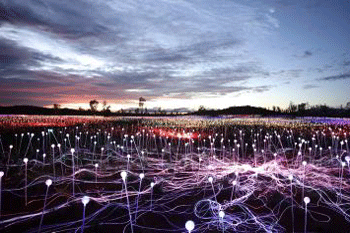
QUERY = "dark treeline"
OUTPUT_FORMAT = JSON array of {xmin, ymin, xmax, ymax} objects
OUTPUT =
[
  {"xmin": 0, "ymin": 105, "xmax": 185, "ymax": 116},
  {"xmin": 1, "ymin": 101, "xmax": 350, "ymax": 117},
  {"xmin": 195, "ymin": 102, "xmax": 350, "ymax": 117}
]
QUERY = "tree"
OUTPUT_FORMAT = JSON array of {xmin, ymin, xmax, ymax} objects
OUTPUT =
[
  {"xmin": 53, "ymin": 103, "xmax": 61, "ymax": 115},
  {"xmin": 53, "ymin": 104, "xmax": 60, "ymax": 109},
  {"xmin": 89, "ymin": 100, "xmax": 99, "ymax": 112},
  {"xmin": 288, "ymin": 102, "xmax": 297, "ymax": 113},
  {"xmin": 101, "ymin": 101, "xmax": 111, "ymax": 115},
  {"xmin": 198, "ymin": 105, "xmax": 206, "ymax": 112},
  {"xmin": 139, "ymin": 97, "xmax": 146, "ymax": 114},
  {"xmin": 102, "ymin": 101, "xmax": 110, "ymax": 111},
  {"xmin": 346, "ymin": 102, "xmax": 350, "ymax": 110},
  {"xmin": 297, "ymin": 103, "xmax": 308, "ymax": 113}
]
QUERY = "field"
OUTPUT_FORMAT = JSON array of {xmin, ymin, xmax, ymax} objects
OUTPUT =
[{"xmin": 0, "ymin": 115, "xmax": 350, "ymax": 232}]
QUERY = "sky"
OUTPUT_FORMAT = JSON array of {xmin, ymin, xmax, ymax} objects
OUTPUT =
[{"xmin": 0, "ymin": 0, "xmax": 349, "ymax": 111}]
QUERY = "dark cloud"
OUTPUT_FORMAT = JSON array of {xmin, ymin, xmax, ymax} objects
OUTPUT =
[
  {"xmin": 276, "ymin": 0, "xmax": 323, "ymax": 9},
  {"xmin": 293, "ymin": 50, "xmax": 313, "ymax": 59},
  {"xmin": 0, "ymin": 1, "xmax": 44, "ymax": 25},
  {"xmin": 144, "ymin": 50, "xmax": 188, "ymax": 63},
  {"xmin": 204, "ymin": 67, "xmax": 251, "ymax": 80},
  {"xmin": 303, "ymin": 50, "xmax": 312, "ymax": 57},
  {"xmin": 143, "ymin": 36, "xmax": 240, "ymax": 65},
  {"xmin": 0, "ymin": 38, "xmax": 62, "ymax": 75},
  {"xmin": 271, "ymin": 69, "xmax": 303, "ymax": 79},
  {"xmin": 303, "ymin": 84, "xmax": 319, "ymax": 89},
  {"xmin": 253, "ymin": 85, "xmax": 273, "ymax": 93},
  {"xmin": 0, "ymin": 0, "xmax": 112, "ymax": 39},
  {"xmin": 93, "ymin": 63, "xmax": 261, "ymax": 100},
  {"xmin": 0, "ymin": 39, "xmax": 23, "ymax": 69},
  {"xmin": 319, "ymin": 73, "xmax": 350, "ymax": 81},
  {"xmin": 343, "ymin": 61, "xmax": 350, "ymax": 66}
]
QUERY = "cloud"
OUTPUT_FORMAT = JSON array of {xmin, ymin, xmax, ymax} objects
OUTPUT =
[
  {"xmin": 277, "ymin": 0, "xmax": 323, "ymax": 9},
  {"xmin": 303, "ymin": 50, "xmax": 312, "ymax": 57},
  {"xmin": 0, "ymin": 0, "xmax": 112, "ymax": 39},
  {"xmin": 0, "ymin": 37, "xmax": 63, "ymax": 74},
  {"xmin": 253, "ymin": 85, "xmax": 273, "ymax": 93},
  {"xmin": 293, "ymin": 50, "xmax": 313, "ymax": 59},
  {"xmin": 0, "ymin": 0, "xmax": 282, "ymax": 107},
  {"xmin": 303, "ymin": 84, "xmax": 319, "ymax": 89},
  {"xmin": 271, "ymin": 69, "xmax": 303, "ymax": 79},
  {"xmin": 318, "ymin": 73, "xmax": 350, "ymax": 81}
]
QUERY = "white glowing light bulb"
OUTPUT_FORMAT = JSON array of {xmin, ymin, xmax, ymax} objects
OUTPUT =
[
  {"xmin": 345, "ymin": 156, "xmax": 350, "ymax": 163},
  {"xmin": 185, "ymin": 220, "xmax": 195, "ymax": 232},
  {"xmin": 45, "ymin": 179, "xmax": 52, "ymax": 187},
  {"xmin": 288, "ymin": 174, "xmax": 293, "ymax": 181},
  {"xmin": 82, "ymin": 196, "xmax": 90, "ymax": 206},
  {"xmin": 120, "ymin": 171, "xmax": 127, "ymax": 181}
]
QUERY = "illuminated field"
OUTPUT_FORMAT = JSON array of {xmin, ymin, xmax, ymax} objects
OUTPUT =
[{"xmin": 0, "ymin": 116, "xmax": 350, "ymax": 232}]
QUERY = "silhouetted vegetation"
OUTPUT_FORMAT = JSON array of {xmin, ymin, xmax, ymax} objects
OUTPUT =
[
  {"xmin": 194, "ymin": 105, "xmax": 276, "ymax": 116},
  {"xmin": 0, "ymin": 102, "xmax": 349, "ymax": 117},
  {"xmin": 89, "ymin": 100, "xmax": 99, "ymax": 112},
  {"xmin": 194, "ymin": 103, "xmax": 350, "ymax": 117}
]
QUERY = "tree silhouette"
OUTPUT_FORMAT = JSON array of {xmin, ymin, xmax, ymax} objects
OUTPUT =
[
  {"xmin": 102, "ymin": 101, "xmax": 110, "ymax": 111},
  {"xmin": 89, "ymin": 100, "xmax": 99, "ymax": 112},
  {"xmin": 297, "ymin": 103, "xmax": 308, "ymax": 113},
  {"xmin": 287, "ymin": 102, "xmax": 297, "ymax": 113},
  {"xmin": 139, "ymin": 97, "xmax": 146, "ymax": 114},
  {"xmin": 198, "ymin": 105, "xmax": 206, "ymax": 112}
]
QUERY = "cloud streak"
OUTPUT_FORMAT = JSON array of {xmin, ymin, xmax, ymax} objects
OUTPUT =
[{"xmin": 319, "ymin": 73, "xmax": 350, "ymax": 81}]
